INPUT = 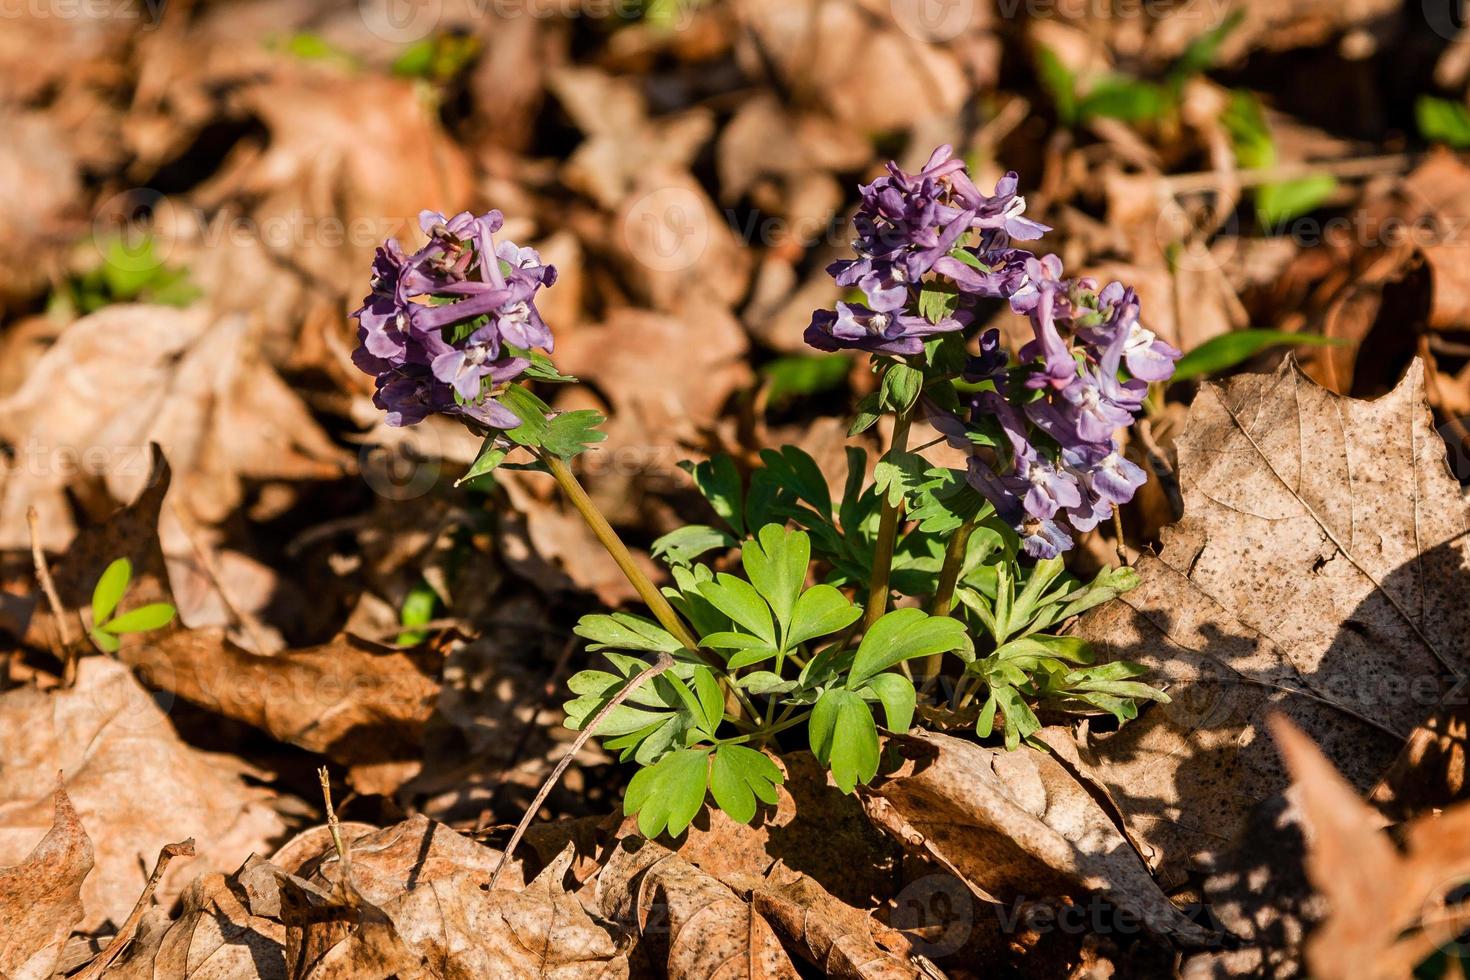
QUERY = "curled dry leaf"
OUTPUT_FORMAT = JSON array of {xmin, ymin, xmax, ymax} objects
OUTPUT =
[
  {"xmin": 597, "ymin": 837, "xmax": 799, "ymax": 980},
  {"xmin": 1271, "ymin": 715, "xmax": 1470, "ymax": 979},
  {"xmin": 865, "ymin": 731, "xmax": 1210, "ymax": 945},
  {"xmin": 0, "ymin": 782, "xmax": 92, "ymax": 980},
  {"xmin": 1074, "ymin": 358, "xmax": 1470, "ymax": 887},
  {"xmin": 0, "ymin": 658, "xmax": 286, "ymax": 933}
]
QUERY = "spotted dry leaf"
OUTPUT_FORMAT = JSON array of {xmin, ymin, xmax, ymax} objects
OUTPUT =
[{"xmin": 1073, "ymin": 358, "xmax": 1470, "ymax": 886}]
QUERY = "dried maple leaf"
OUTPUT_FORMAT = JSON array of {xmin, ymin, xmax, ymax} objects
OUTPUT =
[
  {"xmin": 0, "ymin": 782, "xmax": 93, "ymax": 980},
  {"xmin": 1073, "ymin": 358, "xmax": 1470, "ymax": 887}
]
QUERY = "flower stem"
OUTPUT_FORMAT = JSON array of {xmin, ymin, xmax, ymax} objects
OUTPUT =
[
  {"xmin": 539, "ymin": 451, "xmax": 699, "ymax": 651},
  {"xmin": 864, "ymin": 412, "xmax": 913, "ymax": 630},
  {"xmin": 921, "ymin": 516, "xmax": 977, "ymax": 684}
]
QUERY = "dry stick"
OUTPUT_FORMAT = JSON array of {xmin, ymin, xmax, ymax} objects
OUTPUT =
[
  {"xmin": 27, "ymin": 506, "xmax": 78, "ymax": 686},
  {"xmin": 489, "ymin": 651, "xmax": 675, "ymax": 891},
  {"xmin": 865, "ymin": 413, "xmax": 913, "ymax": 631},
  {"xmin": 1159, "ymin": 153, "xmax": 1414, "ymax": 196},
  {"xmin": 317, "ymin": 766, "xmax": 353, "ymax": 901},
  {"xmin": 73, "ymin": 839, "xmax": 195, "ymax": 980}
]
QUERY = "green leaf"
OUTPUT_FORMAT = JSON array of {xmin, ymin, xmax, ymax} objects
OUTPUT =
[
  {"xmin": 917, "ymin": 281, "xmax": 961, "ymax": 324},
  {"xmin": 396, "ymin": 579, "xmax": 438, "ymax": 646},
  {"xmin": 541, "ymin": 410, "xmax": 608, "ymax": 459},
  {"xmin": 390, "ymin": 38, "xmax": 437, "ymax": 77},
  {"xmin": 809, "ymin": 688, "xmax": 881, "ymax": 794},
  {"xmin": 624, "ymin": 748, "xmax": 711, "ymax": 838},
  {"xmin": 849, "ymin": 393, "xmax": 883, "ymax": 437},
  {"xmin": 651, "ymin": 525, "xmax": 737, "ymax": 567},
  {"xmin": 691, "ymin": 668, "xmax": 725, "ymax": 736},
  {"xmin": 979, "ymin": 683, "xmax": 1041, "ymax": 751},
  {"xmin": 101, "ymin": 603, "xmax": 176, "ymax": 634},
  {"xmin": 708, "ymin": 744, "xmax": 783, "ymax": 825},
  {"xmin": 498, "ymin": 385, "xmax": 553, "ymax": 446},
  {"xmin": 862, "ymin": 672, "xmax": 916, "ymax": 733},
  {"xmin": 511, "ymin": 348, "xmax": 579, "ymax": 383},
  {"xmin": 574, "ymin": 613, "xmax": 681, "ymax": 653},
  {"xmin": 1222, "ymin": 90, "xmax": 1275, "ymax": 170},
  {"xmin": 872, "ymin": 450, "xmax": 930, "ymax": 508},
  {"xmin": 740, "ymin": 525, "xmax": 810, "ymax": 638},
  {"xmin": 698, "ymin": 574, "xmax": 776, "ymax": 645},
  {"xmin": 786, "ymin": 585, "xmax": 861, "ymax": 649},
  {"xmin": 761, "ymin": 355, "xmax": 851, "ymax": 406},
  {"xmin": 1168, "ymin": 9, "xmax": 1244, "ymax": 83},
  {"xmin": 879, "ymin": 364, "xmax": 924, "ymax": 414},
  {"xmin": 738, "ymin": 671, "xmax": 795, "ymax": 695},
  {"xmin": 1256, "ymin": 175, "xmax": 1336, "ymax": 227},
  {"xmin": 683, "ymin": 455, "xmax": 745, "ymax": 535},
  {"xmin": 91, "ymin": 557, "xmax": 132, "ymax": 626},
  {"xmin": 758, "ymin": 447, "xmax": 833, "ymax": 520},
  {"xmin": 1418, "ymin": 95, "xmax": 1470, "ymax": 149},
  {"xmin": 848, "ymin": 608, "xmax": 972, "ymax": 689},
  {"xmin": 456, "ymin": 437, "xmax": 508, "ymax": 486},
  {"xmin": 1035, "ymin": 45, "xmax": 1078, "ymax": 126},
  {"xmin": 1172, "ymin": 329, "xmax": 1347, "ymax": 382},
  {"xmin": 1078, "ymin": 78, "xmax": 1166, "ymax": 123},
  {"xmin": 89, "ymin": 628, "xmax": 120, "ymax": 653}
]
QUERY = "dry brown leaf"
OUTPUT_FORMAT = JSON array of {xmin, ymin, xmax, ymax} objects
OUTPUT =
[
  {"xmin": 306, "ymin": 815, "xmax": 525, "ymax": 902},
  {"xmin": 107, "ymin": 863, "xmax": 289, "ymax": 980},
  {"xmin": 866, "ymin": 731, "xmax": 1209, "ymax": 945},
  {"xmin": 728, "ymin": 868, "xmax": 921, "ymax": 979},
  {"xmin": 1073, "ymin": 358, "xmax": 1470, "ymax": 888},
  {"xmin": 19, "ymin": 446, "xmax": 441, "ymax": 796},
  {"xmin": 0, "ymin": 306, "xmax": 348, "ymax": 550},
  {"xmin": 597, "ymin": 837, "xmax": 799, "ymax": 979},
  {"xmin": 0, "ymin": 782, "xmax": 93, "ymax": 980},
  {"xmin": 1273, "ymin": 715, "xmax": 1470, "ymax": 979},
  {"xmin": 0, "ymin": 658, "xmax": 286, "ymax": 933},
  {"xmin": 284, "ymin": 844, "xmax": 627, "ymax": 979}
]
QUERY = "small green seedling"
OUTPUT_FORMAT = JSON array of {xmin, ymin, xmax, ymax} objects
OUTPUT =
[{"xmin": 87, "ymin": 558, "xmax": 177, "ymax": 653}]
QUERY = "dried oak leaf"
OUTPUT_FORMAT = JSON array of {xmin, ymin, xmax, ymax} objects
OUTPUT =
[
  {"xmin": 1271, "ymin": 715, "xmax": 1470, "ymax": 979},
  {"xmin": 596, "ymin": 837, "xmax": 799, "ymax": 979},
  {"xmin": 865, "ymin": 731, "xmax": 1209, "ymax": 945},
  {"xmin": 725, "ymin": 867, "xmax": 921, "ymax": 980},
  {"xmin": 0, "ymin": 782, "xmax": 93, "ymax": 980},
  {"xmin": 0, "ymin": 306, "xmax": 347, "ymax": 551},
  {"xmin": 0, "ymin": 658, "xmax": 286, "ymax": 933},
  {"xmin": 1073, "ymin": 358, "xmax": 1470, "ymax": 888}
]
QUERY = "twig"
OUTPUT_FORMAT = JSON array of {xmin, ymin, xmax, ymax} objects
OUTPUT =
[
  {"xmin": 865, "ymin": 413, "xmax": 913, "ymax": 630},
  {"xmin": 73, "ymin": 838, "xmax": 195, "ymax": 980},
  {"xmin": 27, "ymin": 506, "xmax": 78, "ymax": 686},
  {"xmin": 1136, "ymin": 419, "xmax": 1183, "ymax": 520},
  {"xmin": 489, "ymin": 651, "xmax": 674, "ymax": 891},
  {"xmin": 318, "ymin": 766, "xmax": 351, "ymax": 899}
]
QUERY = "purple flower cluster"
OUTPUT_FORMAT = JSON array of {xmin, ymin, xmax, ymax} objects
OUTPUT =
[
  {"xmin": 352, "ymin": 209, "xmax": 556, "ymax": 429},
  {"xmin": 808, "ymin": 146, "xmax": 1182, "ymax": 558},
  {"xmin": 805, "ymin": 145, "xmax": 1046, "ymax": 356},
  {"xmin": 965, "ymin": 260, "xmax": 1180, "ymax": 558}
]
